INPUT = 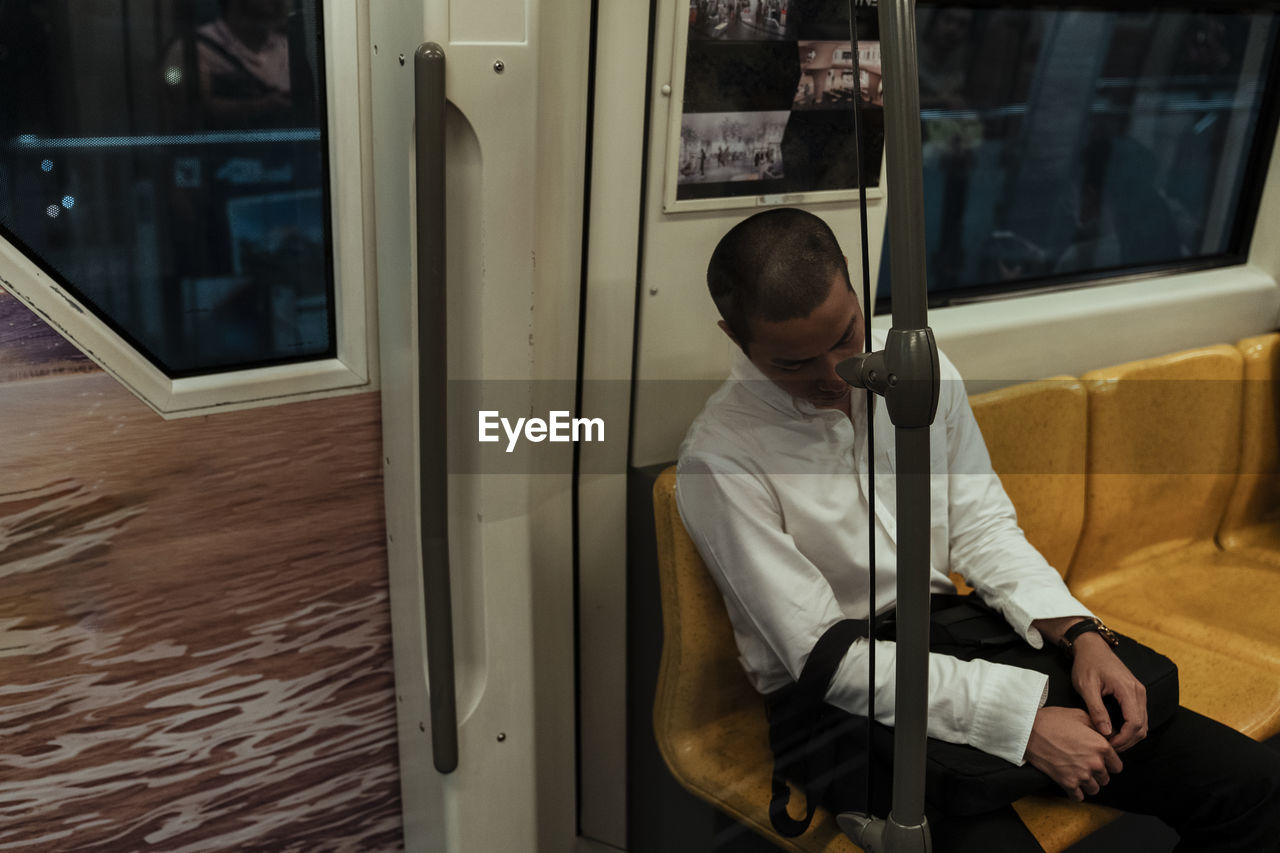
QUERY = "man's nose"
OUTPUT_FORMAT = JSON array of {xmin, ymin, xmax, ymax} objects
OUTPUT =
[{"xmin": 818, "ymin": 354, "xmax": 846, "ymax": 389}]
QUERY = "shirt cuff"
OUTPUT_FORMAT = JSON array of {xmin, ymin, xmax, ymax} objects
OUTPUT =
[
  {"xmin": 1000, "ymin": 590, "xmax": 1096, "ymax": 649},
  {"xmin": 966, "ymin": 660, "xmax": 1049, "ymax": 766}
]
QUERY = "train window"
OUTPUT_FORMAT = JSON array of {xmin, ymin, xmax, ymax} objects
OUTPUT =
[
  {"xmin": 877, "ymin": 1, "xmax": 1280, "ymax": 309},
  {"xmin": 0, "ymin": 0, "xmax": 333, "ymax": 377}
]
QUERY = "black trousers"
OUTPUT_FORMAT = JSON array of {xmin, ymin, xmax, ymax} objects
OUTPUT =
[{"xmin": 921, "ymin": 708, "xmax": 1280, "ymax": 853}]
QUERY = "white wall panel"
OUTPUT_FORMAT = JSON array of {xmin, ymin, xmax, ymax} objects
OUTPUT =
[{"xmin": 451, "ymin": 0, "xmax": 527, "ymax": 45}]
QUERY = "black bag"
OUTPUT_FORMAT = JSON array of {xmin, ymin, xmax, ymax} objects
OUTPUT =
[
  {"xmin": 766, "ymin": 618, "xmax": 879, "ymax": 836},
  {"xmin": 766, "ymin": 594, "xmax": 1180, "ymax": 834}
]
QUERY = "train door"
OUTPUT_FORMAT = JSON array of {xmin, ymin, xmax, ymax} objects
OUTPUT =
[{"xmin": 0, "ymin": 2, "xmax": 590, "ymax": 851}]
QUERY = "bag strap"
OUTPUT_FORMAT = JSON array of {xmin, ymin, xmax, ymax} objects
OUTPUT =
[{"xmin": 769, "ymin": 618, "xmax": 869, "ymax": 837}]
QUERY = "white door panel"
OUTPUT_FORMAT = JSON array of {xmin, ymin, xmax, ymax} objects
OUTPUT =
[{"xmin": 371, "ymin": 2, "xmax": 588, "ymax": 851}]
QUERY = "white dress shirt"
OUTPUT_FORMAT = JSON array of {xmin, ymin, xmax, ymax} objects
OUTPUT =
[{"xmin": 676, "ymin": 332, "xmax": 1094, "ymax": 765}]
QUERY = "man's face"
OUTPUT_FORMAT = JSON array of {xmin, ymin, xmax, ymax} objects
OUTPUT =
[{"xmin": 732, "ymin": 272, "xmax": 865, "ymax": 411}]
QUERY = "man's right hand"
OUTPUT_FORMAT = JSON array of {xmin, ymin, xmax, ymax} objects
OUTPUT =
[{"xmin": 1025, "ymin": 706, "xmax": 1124, "ymax": 801}]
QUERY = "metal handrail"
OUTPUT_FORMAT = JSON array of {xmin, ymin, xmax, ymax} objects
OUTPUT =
[{"xmin": 414, "ymin": 41, "xmax": 458, "ymax": 775}]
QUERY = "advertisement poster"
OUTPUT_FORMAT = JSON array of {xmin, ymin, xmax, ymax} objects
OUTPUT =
[{"xmin": 671, "ymin": 0, "xmax": 884, "ymax": 209}]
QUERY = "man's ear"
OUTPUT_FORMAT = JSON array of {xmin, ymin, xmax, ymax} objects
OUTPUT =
[
  {"xmin": 717, "ymin": 319, "xmax": 743, "ymax": 351},
  {"xmin": 718, "ymin": 320, "xmax": 752, "ymax": 356}
]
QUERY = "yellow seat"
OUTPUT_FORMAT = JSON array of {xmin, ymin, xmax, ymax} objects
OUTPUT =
[
  {"xmin": 1069, "ymin": 346, "xmax": 1280, "ymax": 698},
  {"xmin": 654, "ymin": 463, "xmax": 1109, "ymax": 853},
  {"xmin": 653, "ymin": 466, "xmax": 860, "ymax": 853},
  {"xmin": 972, "ymin": 372, "xmax": 1280, "ymax": 739},
  {"xmin": 1219, "ymin": 333, "xmax": 1280, "ymax": 565}
]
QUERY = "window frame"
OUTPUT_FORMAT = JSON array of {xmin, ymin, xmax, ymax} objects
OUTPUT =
[
  {"xmin": 0, "ymin": 0, "xmax": 375, "ymax": 418},
  {"xmin": 873, "ymin": 0, "xmax": 1280, "ymax": 315}
]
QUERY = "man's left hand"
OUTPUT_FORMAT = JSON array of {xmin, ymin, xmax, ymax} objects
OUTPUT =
[{"xmin": 1070, "ymin": 632, "xmax": 1148, "ymax": 752}]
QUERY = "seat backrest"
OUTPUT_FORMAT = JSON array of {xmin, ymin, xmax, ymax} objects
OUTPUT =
[
  {"xmin": 1068, "ymin": 345, "xmax": 1243, "ymax": 591},
  {"xmin": 653, "ymin": 467, "xmax": 758, "ymax": 735},
  {"xmin": 1219, "ymin": 333, "xmax": 1280, "ymax": 548},
  {"xmin": 652, "ymin": 467, "xmax": 860, "ymax": 853},
  {"xmin": 968, "ymin": 378, "xmax": 1088, "ymax": 580}
]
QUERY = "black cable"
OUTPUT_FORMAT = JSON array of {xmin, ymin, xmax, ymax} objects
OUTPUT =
[{"xmin": 846, "ymin": 0, "xmax": 878, "ymax": 819}]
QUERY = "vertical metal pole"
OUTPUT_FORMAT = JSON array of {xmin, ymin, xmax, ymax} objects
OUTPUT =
[
  {"xmin": 837, "ymin": 4, "xmax": 938, "ymax": 848},
  {"xmin": 889, "ymin": 428, "xmax": 930, "ymax": 837},
  {"xmin": 880, "ymin": 0, "xmax": 931, "ymax": 841},
  {"xmin": 881, "ymin": 0, "xmax": 929, "ymax": 333},
  {"xmin": 414, "ymin": 41, "xmax": 458, "ymax": 774}
]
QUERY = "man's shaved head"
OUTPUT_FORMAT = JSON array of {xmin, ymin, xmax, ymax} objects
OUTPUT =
[{"xmin": 707, "ymin": 208, "xmax": 851, "ymax": 351}]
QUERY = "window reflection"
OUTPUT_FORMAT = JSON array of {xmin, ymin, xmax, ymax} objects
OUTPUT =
[
  {"xmin": 162, "ymin": 0, "xmax": 316, "ymax": 132},
  {"xmin": 0, "ymin": 0, "xmax": 331, "ymax": 376},
  {"xmin": 879, "ymin": 4, "xmax": 1280, "ymax": 306}
]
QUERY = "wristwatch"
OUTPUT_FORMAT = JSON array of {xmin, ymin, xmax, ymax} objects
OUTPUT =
[{"xmin": 1058, "ymin": 617, "xmax": 1120, "ymax": 657}]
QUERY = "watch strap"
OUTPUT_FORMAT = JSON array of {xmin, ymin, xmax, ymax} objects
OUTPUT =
[{"xmin": 1059, "ymin": 617, "xmax": 1119, "ymax": 655}]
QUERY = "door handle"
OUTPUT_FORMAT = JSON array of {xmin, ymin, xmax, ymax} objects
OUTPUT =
[{"xmin": 414, "ymin": 41, "xmax": 457, "ymax": 775}]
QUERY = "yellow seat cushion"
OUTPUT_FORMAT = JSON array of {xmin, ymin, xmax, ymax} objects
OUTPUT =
[
  {"xmin": 1012, "ymin": 798, "xmax": 1121, "ymax": 851},
  {"xmin": 1074, "ymin": 542, "xmax": 1280, "ymax": 671}
]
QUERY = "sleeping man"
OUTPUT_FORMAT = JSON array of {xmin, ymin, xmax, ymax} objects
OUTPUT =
[{"xmin": 676, "ymin": 208, "xmax": 1280, "ymax": 852}]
